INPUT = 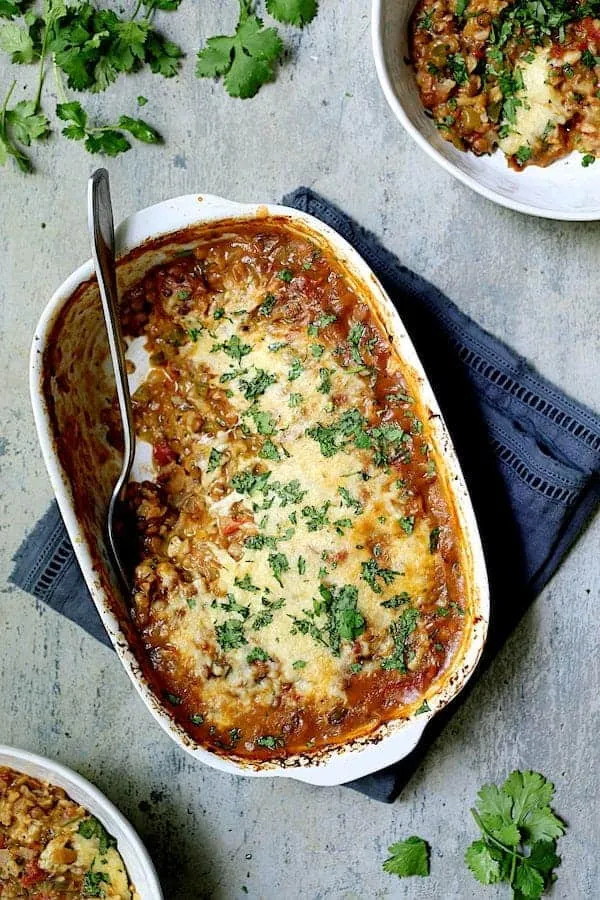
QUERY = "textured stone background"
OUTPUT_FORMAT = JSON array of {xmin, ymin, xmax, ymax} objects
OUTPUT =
[{"xmin": 0, "ymin": 3, "xmax": 599, "ymax": 898}]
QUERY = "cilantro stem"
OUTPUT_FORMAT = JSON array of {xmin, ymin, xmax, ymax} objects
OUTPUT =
[
  {"xmin": 53, "ymin": 60, "xmax": 68, "ymax": 105},
  {"xmin": 130, "ymin": 0, "xmax": 144, "ymax": 19},
  {"xmin": 34, "ymin": 21, "xmax": 51, "ymax": 111},
  {"xmin": 0, "ymin": 80, "xmax": 16, "ymax": 120},
  {"xmin": 0, "ymin": 80, "xmax": 32, "ymax": 172},
  {"xmin": 470, "ymin": 808, "xmax": 526, "ymax": 861}
]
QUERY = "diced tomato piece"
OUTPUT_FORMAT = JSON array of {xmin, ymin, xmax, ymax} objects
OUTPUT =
[
  {"xmin": 222, "ymin": 518, "xmax": 245, "ymax": 536},
  {"xmin": 20, "ymin": 861, "xmax": 46, "ymax": 887},
  {"xmin": 153, "ymin": 440, "xmax": 177, "ymax": 466}
]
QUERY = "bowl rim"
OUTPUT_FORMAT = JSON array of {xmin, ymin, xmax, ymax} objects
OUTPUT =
[
  {"xmin": 371, "ymin": 0, "xmax": 600, "ymax": 221},
  {"xmin": 30, "ymin": 191, "xmax": 489, "ymax": 786},
  {"xmin": 0, "ymin": 744, "xmax": 163, "ymax": 898}
]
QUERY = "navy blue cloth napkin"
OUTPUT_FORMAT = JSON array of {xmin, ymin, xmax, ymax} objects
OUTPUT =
[{"xmin": 11, "ymin": 188, "xmax": 600, "ymax": 803}]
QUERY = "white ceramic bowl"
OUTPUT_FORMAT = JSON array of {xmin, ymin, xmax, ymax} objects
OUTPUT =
[
  {"xmin": 372, "ymin": 0, "xmax": 600, "ymax": 220},
  {"xmin": 30, "ymin": 192, "xmax": 489, "ymax": 786},
  {"xmin": 0, "ymin": 746, "xmax": 162, "ymax": 898}
]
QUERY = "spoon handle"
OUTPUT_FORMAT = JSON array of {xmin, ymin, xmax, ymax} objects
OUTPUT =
[{"xmin": 88, "ymin": 168, "xmax": 135, "ymax": 588}]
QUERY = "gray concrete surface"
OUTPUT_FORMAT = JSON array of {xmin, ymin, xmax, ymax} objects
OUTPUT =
[{"xmin": 1, "ymin": 4, "xmax": 599, "ymax": 899}]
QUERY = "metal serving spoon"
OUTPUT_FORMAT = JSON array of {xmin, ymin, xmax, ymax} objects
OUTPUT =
[{"xmin": 88, "ymin": 168, "xmax": 135, "ymax": 591}]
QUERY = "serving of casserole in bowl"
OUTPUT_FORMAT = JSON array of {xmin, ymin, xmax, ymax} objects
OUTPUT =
[
  {"xmin": 372, "ymin": 0, "xmax": 600, "ymax": 219},
  {"xmin": 30, "ymin": 193, "xmax": 489, "ymax": 785},
  {"xmin": 0, "ymin": 746, "xmax": 162, "ymax": 898}
]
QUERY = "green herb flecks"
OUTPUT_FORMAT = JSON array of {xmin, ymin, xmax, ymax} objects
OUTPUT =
[
  {"xmin": 361, "ymin": 559, "xmax": 401, "ymax": 594},
  {"xmin": 381, "ymin": 606, "xmax": 419, "ymax": 672}
]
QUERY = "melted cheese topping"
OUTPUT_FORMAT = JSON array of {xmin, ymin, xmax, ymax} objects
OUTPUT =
[
  {"xmin": 121, "ymin": 221, "xmax": 471, "ymax": 759},
  {"xmin": 500, "ymin": 49, "xmax": 567, "ymax": 157}
]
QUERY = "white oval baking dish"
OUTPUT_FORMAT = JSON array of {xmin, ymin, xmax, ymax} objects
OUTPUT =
[
  {"xmin": 372, "ymin": 0, "xmax": 600, "ymax": 220},
  {"xmin": 30, "ymin": 192, "xmax": 489, "ymax": 786},
  {"xmin": 0, "ymin": 745, "xmax": 162, "ymax": 898}
]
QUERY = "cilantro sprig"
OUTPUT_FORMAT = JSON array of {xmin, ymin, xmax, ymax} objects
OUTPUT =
[
  {"xmin": 465, "ymin": 770, "xmax": 566, "ymax": 897},
  {"xmin": 0, "ymin": 0, "xmax": 176, "ymax": 171},
  {"xmin": 196, "ymin": 0, "xmax": 318, "ymax": 98}
]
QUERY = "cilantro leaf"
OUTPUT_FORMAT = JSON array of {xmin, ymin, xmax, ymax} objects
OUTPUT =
[
  {"xmin": 215, "ymin": 618, "xmax": 247, "ymax": 650},
  {"xmin": 5, "ymin": 101, "xmax": 49, "ymax": 145},
  {"xmin": 527, "ymin": 840, "xmax": 560, "ymax": 874},
  {"xmin": 268, "ymin": 551, "xmax": 289, "ymax": 586},
  {"xmin": 464, "ymin": 839, "xmax": 501, "ymax": 884},
  {"xmin": 0, "ymin": 1, "xmax": 24, "ymax": 19},
  {"xmin": 145, "ymin": 31, "xmax": 183, "ymax": 77},
  {"xmin": 0, "ymin": 22, "xmax": 36, "ymax": 63},
  {"xmin": 513, "ymin": 862, "xmax": 545, "ymax": 899},
  {"xmin": 266, "ymin": 0, "xmax": 318, "ymax": 27},
  {"xmin": 520, "ymin": 806, "xmax": 565, "ymax": 843},
  {"xmin": 383, "ymin": 836, "xmax": 429, "ymax": 878},
  {"xmin": 502, "ymin": 771, "xmax": 555, "ymax": 825},
  {"xmin": 118, "ymin": 115, "xmax": 160, "ymax": 144},
  {"xmin": 196, "ymin": 3, "xmax": 283, "ymax": 99}
]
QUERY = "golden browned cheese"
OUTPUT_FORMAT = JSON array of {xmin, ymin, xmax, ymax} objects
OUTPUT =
[
  {"xmin": 0, "ymin": 768, "xmax": 136, "ymax": 898},
  {"xmin": 119, "ymin": 220, "xmax": 472, "ymax": 761},
  {"xmin": 409, "ymin": 0, "xmax": 600, "ymax": 168}
]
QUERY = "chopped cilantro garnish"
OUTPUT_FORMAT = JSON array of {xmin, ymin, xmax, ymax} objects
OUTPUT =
[
  {"xmin": 448, "ymin": 53, "xmax": 468, "ymax": 84},
  {"xmin": 239, "ymin": 369, "xmax": 276, "ymax": 400},
  {"xmin": 231, "ymin": 469, "xmax": 271, "ymax": 495},
  {"xmin": 256, "ymin": 734, "xmax": 283, "ymax": 749},
  {"xmin": 399, "ymin": 515, "xmax": 415, "ymax": 535},
  {"xmin": 381, "ymin": 592, "xmax": 411, "ymax": 609},
  {"xmin": 310, "ymin": 343, "xmax": 324, "ymax": 358},
  {"xmin": 308, "ymin": 313, "xmax": 337, "ymax": 335},
  {"xmin": 259, "ymin": 439, "xmax": 280, "ymax": 460},
  {"xmin": 429, "ymin": 527, "xmax": 441, "ymax": 553},
  {"xmin": 190, "ymin": 713, "xmax": 204, "ymax": 725},
  {"xmin": 582, "ymin": 153, "xmax": 596, "ymax": 167},
  {"xmin": 515, "ymin": 145, "xmax": 532, "ymax": 165},
  {"xmin": 214, "ymin": 333, "xmax": 252, "ymax": 363},
  {"xmin": 278, "ymin": 268, "xmax": 294, "ymax": 282},
  {"xmin": 316, "ymin": 582, "xmax": 365, "ymax": 655},
  {"xmin": 78, "ymin": 817, "xmax": 117, "ymax": 856},
  {"xmin": 234, "ymin": 574, "xmax": 260, "ymax": 593},
  {"xmin": 258, "ymin": 293, "xmax": 276, "ymax": 315},
  {"xmin": 288, "ymin": 392, "xmax": 303, "ymax": 407},
  {"xmin": 213, "ymin": 307, "xmax": 226, "ymax": 319},
  {"xmin": 268, "ymin": 552, "xmax": 289, "ymax": 586},
  {"xmin": 317, "ymin": 367, "xmax": 331, "ymax": 393},
  {"xmin": 207, "ymin": 448, "xmax": 223, "ymax": 472},
  {"xmin": 298, "ymin": 556, "xmax": 306, "ymax": 575},
  {"xmin": 302, "ymin": 501, "xmax": 331, "ymax": 531},
  {"xmin": 381, "ymin": 607, "xmax": 419, "ymax": 672},
  {"xmin": 338, "ymin": 485, "xmax": 363, "ymax": 514},
  {"xmin": 361, "ymin": 559, "xmax": 401, "ymax": 594},
  {"xmin": 82, "ymin": 871, "xmax": 111, "ymax": 897},
  {"xmin": 347, "ymin": 322, "xmax": 365, "ymax": 364},
  {"xmin": 333, "ymin": 517, "xmax": 352, "ymax": 535},
  {"xmin": 247, "ymin": 407, "xmax": 277, "ymax": 435},
  {"xmin": 247, "ymin": 647, "xmax": 269, "ymax": 663},
  {"xmin": 188, "ymin": 327, "xmax": 202, "ymax": 342},
  {"xmin": 165, "ymin": 692, "xmax": 182, "ymax": 705},
  {"xmin": 288, "ymin": 358, "xmax": 303, "ymax": 381},
  {"xmin": 252, "ymin": 611, "xmax": 273, "ymax": 630},
  {"xmin": 220, "ymin": 594, "xmax": 250, "ymax": 619},
  {"xmin": 292, "ymin": 659, "xmax": 307, "ymax": 669},
  {"xmin": 415, "ymin": 700, "xmax": 431, "ymax": 714},
  {"xmin": 215, "ymin": 618, "xmax": 247, "ymax": 650}
]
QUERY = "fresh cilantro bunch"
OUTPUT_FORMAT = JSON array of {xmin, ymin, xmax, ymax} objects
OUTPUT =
[
  {"xmin": 196, "ymin": 0, "xmax": 318, "ymax": 98},
  {"xmin": 0, "ymin": 0, "xmax": 182, "ymax": 172},
  {"xmin": 465, "ymin": 770, "xmax": 565, "ymax": 897}
]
